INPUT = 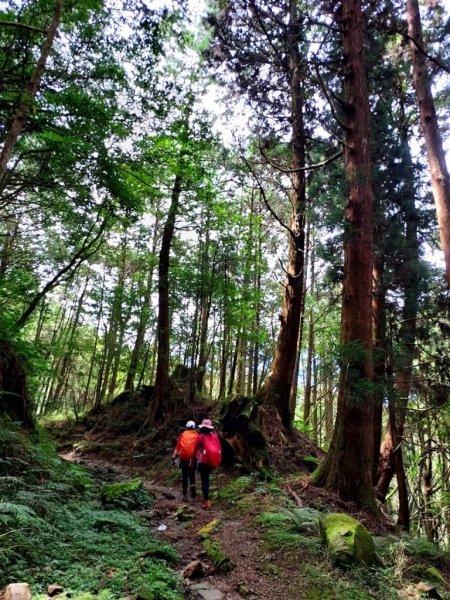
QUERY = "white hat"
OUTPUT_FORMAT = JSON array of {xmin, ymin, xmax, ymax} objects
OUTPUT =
[{"xmin": 186, "ymin": 420, "xmax": 196, "ymax": 429}]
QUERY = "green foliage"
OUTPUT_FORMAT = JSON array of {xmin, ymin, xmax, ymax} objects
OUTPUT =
[
  {"xmin": 219, "ymin": 475, "xmax": 256, "ymax": 502},
  {"xmin": 0, "ymin": 418, "xmax": 181, "ymax": 599},
  {"xmin": 257, "ymin": 510, "xmax": 323, "ymax": 555},
  {"xmin": 100, "ymin": 479, "xmax": 152, "ymax": 510},
  {"xmin": 202, "ymin": 538, "xmax": 233, "ymax": 573}
]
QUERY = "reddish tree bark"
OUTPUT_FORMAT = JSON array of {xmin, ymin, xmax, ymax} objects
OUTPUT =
[
  {"xmin": 315, "ymin": 0, "xmax": 376, "ymax": 509},
  {"xmin": 406, "ymin": 0, "xmax": 450, "ymax": 289}
]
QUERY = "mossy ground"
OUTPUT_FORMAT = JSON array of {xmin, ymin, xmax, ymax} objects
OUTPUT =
[{"xmin": 0, "ymin": 416, "xmax": 182, "ymax": 600}]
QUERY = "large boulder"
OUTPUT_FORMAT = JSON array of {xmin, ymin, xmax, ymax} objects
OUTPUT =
[{"xmin": 319, "ymin": 512, "xmax": 376, "ymax": 566}]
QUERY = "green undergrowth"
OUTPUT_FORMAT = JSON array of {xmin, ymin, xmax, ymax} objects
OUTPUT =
[
  {"xmin": 219, "ymin": 474, "xmax": 288, "ymax": 514},
  {"xmin": 0, "ymin": 416, "xmax": 182, "ymax": 600},
  {"xmin": 255, "ymin": 506, "xmax": 450, "ymax": 600}
]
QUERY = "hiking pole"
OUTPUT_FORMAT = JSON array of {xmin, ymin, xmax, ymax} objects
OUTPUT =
[{"xmin": 216, "ymin": 468, "xmax": 220, "ymax": 500}]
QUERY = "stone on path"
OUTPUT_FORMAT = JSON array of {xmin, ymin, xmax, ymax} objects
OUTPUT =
[
  {"xmin": 48, "ymin": 584, "xmax": 64, "ymax": 597},
  {"xmin": 181, "ymin": 559, "xmax": 207, "ymax": 579},
  {"xmin": 4, "ymin": 584, "xmax": 31, "ymax": 600},
  {"xmin": 188, "ymin": 582, "xmax": 224, "ymax": 600}
]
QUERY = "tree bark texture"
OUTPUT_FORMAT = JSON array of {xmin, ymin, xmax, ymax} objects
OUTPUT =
[
  {"xmin": 258, "ymin": 2, "xmax": 306, "ymax": 429},
  {"xmin": 150, "ymin": 173, "xmax": 182, "ymax": 423},
  {"xmin": 406, "ymin": 0, "xmax": 450, "ymax": 289},
  {"xmin": 315, "ymin": 0, "xmax": 376, "ymax": 509}
]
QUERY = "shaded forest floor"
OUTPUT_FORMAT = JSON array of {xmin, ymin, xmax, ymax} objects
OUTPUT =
[{"xmin": 47, "ymin": 405, "xmax": 450, "ymax": 600}]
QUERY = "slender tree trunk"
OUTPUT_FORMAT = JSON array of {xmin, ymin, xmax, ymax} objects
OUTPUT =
[
  {"xmin": 406, "ymin": 0, "xmax": 450, "ymax": 288},
  {"xmin": 258, "ymin": 2, "xmax": 306, "ymax": 429},
  {"xmin": 289, "ymin": 221, "xmax": 310, "ymax": 419},
  {"xmin": 419, "ymin": 424, "xmax": 435, "ymax": 541},
  {"xmin": 125, "ymin": 218, "xmax": 160, "ymax": 391},
  {"xmin": 374, "ymin": 93, "xmax": 419, "ymax": 533},
  {"xmin": 0, "ymin": 219, "xmax": 19, "ymax": 279},
  {"xmin": 252, "ymin": 231, "xmax": 262, "ymax": 395},
  {"xmin": 51, "ymin": 277, "xmax": 89, "ymax": 405},
  {"xmin": 311, "ymin": 358, "xmax": 318, "ymax": 442},
  {"xmin": 108, "ymin": 302, "xmax": 131, "ymax": 398},
  {"xmin": 228, "ymin": 334, "xmax": 240, "ymax": 396},
  {"xmin": 98, "ymin": 237, "xmax": 128, "ymax": 405},
  {"xmin": 0, "ymin": 0, "xmax": 64, "ymax": 185},
  {"xmin": 324, "ymin": 376, "xmax": 334, "ymax": 446},
  {"xmin": 315, "ymin": 0, "xmax": 376, "ymax": 509},
  {"xmin": 150, "ymin": 173, "xmax": 182, "ymax": 423},
  {"xmin": 303, "ymin": 311, "xmax": 314, "ymax": 427},
  {"xmin": 372, "ymin": 256, "xmax": 387, "ymax": 483},
  {"xmin": 196, "ymin": 273, "xmax": 214, "ymax": 394}
]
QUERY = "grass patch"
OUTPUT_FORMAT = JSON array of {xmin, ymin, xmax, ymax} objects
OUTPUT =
[{"xmin": 257, "ymin": 510, "xmax": 324, "ymax": 555}]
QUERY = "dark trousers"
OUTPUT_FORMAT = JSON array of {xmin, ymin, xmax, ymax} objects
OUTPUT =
[
  {"xmin": 180, "ymin": 460, "xmax": 196, "ymax": 495},
  {"xmin": 198, "ymin": 463, "xmax": 213, "ymax": 500}
]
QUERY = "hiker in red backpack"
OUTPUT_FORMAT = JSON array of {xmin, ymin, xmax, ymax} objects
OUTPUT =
[
  {"xmin": 191, "ymin": 419, "xmax": 221, "ymax": 509},
  {"xmin": 172, "ymin": 420, "xmax": 199, "ymax": 501}
]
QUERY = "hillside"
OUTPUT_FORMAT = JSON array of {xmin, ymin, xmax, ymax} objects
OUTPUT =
[{"xmin": 2, "ymin": 397, "xmax": 444, "ymax": 600}]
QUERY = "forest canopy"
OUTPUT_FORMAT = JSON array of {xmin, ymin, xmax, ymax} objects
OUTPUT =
[{"xmin": 0, "ymin": 0, "xmax": 449, "ymax": 540}]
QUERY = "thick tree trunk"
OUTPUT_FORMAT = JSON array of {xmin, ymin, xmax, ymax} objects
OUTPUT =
[
  {"xmin": 149, "ymin": 173, "xmax": 182, "ymax": 423},
  {"xmin": 0, "ymin": 342, "xmax": 34, "ymax": 428},
  {"xmin": 315, "ymin": 0, "xmax": 376, "ymax": 509},
  {"xmin": 258, "ymin": 2, "xmax": 306, "ymax": 429},
  {"xmin": 289, "ymin": 221, "xmax": 310, "ymax": 419},
  {"xmin": 0, "ymin": 0, "xmax": 64, "ymax": 185},
  {"xmin": 406, "ymin": 0, "xmax": 450, "ymax": 288}
]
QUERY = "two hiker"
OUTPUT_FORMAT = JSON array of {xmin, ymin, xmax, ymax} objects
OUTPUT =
[{"xmin": 172, "ymin": 419, "xmax": 221, "ymax": 509}]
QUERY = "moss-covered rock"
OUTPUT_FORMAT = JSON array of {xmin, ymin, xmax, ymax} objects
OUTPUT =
[
  {"xmin": 410, "ymin": 564, "xmax": 448, "ymax": 589},
  {"xmin": 175, "ymin": 504, "xmax": 195, "ymax": 522},
  {"xmin": 100, "ymin": 479, "xmax": 151, "ymax": 510},
  {"xmin": 318, "ymin": 512, "xmax": 376, "ymax": 566},
  {"xmin": 203, "ymin": 538, "xmax": 234, "ymax": 573},
  {"xmin": 404, "ymin": 537, "xmax": 444, "ymax": 562},
  {"xmin": 198, "ymin": 518, "xmax": 221, "ymax": 538}
]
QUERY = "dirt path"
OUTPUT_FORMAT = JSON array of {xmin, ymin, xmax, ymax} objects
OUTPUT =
[{"xmin": 62, "ymin": 452, "xmax": 308, "ymax": 600}]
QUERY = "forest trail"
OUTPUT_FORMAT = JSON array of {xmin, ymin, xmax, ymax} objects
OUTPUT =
[{"xmin": 61, "ymin": 451, "xmax": 311, "ymax": 600}]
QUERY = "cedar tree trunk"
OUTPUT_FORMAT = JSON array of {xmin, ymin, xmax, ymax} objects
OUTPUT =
[
  {"xmin": 315, "ymin": 0, "xmax": 376, "ymax": 509},
  {"xmin": 406, "ymin": 0, "xmax": 450, "ymax": 289}
]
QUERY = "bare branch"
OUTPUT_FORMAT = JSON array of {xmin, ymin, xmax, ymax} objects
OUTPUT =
[
  {"xmin": 374, "ymin": 18, "xmax": 450, "ymax": 75},
  {"xmin": 0, "ymin": 20, "xmax": 47, "ymax": 34},
  {"xmin": 241, "ymin": 155, "xmax": 294, "ymax": 236},
  {"xmin": 259, "ymin": 143, "xmax": 343, "ymax": 173}
]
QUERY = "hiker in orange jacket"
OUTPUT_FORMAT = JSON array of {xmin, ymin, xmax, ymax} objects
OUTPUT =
[
  {"xmin": 191, "ymin": 419, "xmax": 221, "ymax": 510},
  {"xmin": 172, "ymin": 420, "xmax": 199, "ymax": 501}
]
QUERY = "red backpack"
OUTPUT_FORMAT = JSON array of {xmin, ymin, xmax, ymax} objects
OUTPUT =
[{"xmin": 201, "ymin": 433, "xmax": 222, "ymax": 467}]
